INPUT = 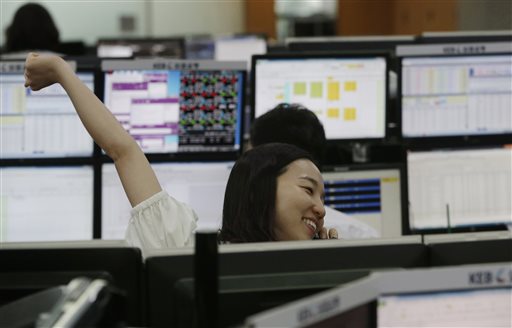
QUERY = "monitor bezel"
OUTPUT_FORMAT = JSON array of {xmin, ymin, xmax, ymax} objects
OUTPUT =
[
  {"xmin": 250, "ymin": 51, "xmax": 391, "ymax": 144},
  {"xmin": 322, "ymin": 162, "xmax": 409, "ymax": 237},
  {"xmin": 418, "ymin": 30, "xmax": 512, "ymax": 44},
  {"xmin": 0, "ymin": 164, "xmax": 96, "ymax": 241},
  {"xmin": 144, "ymin": 237, "xmax": 427, "ymax": 327},
  {"xmin": 96, "ymin": 37, "xmax": 186, "ymax": 59},
  {"xmin": 98, "ymin": 158, "xmax": 236, "ymax": 239},
  {"xmin": 99, "ymin": 59, "xmax": 247, "ymax": 162},
  {"xmin": 0, "ymin": 243, "xmax": 144, "ymax": 326},
  {"xmin": 404, "ymin": 145, "xmax": 512, "ymax": 235},
  {"xmin": 397, "ymin": 42, "xmax": 512, "ymax": 147},
  {"xmin": 285, "ymin": 35, "xmax": 417, "ymax": 53},
  {"xmin": 0, "ymin": 60, "xmax": 97, "ymax": 160}
]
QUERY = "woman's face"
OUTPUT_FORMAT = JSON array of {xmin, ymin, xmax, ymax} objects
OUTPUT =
[{"xmin": 274, "ymin": 159, "xmax": 326, "ymax": 241}]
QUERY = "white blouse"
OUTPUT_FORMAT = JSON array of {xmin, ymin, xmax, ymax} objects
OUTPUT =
[{"xmin": 124, "ymin": 190, "xmax": 197, "ymax": 255}]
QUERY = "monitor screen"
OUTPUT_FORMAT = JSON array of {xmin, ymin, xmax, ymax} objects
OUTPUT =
[
  {"xmin": 376, "ymin": 263, "xmax": 512, "ymax": 328},
  {"xmin": 1, "ymin": 62, "xmax": 94, "ymax": 158},
  {"xmin": 97, "ymin": 38, "xmax": 185, "ymax": 59},
  {"xmin": 102, "ymin": 59, "xmax": 245, "ymax": 157},
  {"xmin": 399, "ymin": 43, "xmax": 512, "ymax": 139},
  {"xmin": 407, "ymin": 147, "xmax": 512, "ymax": 231},
  {"xmin": 322, "ymin": 165, "xmax": 404, "ymax": 238},
  {"xmin": 214, "ymin": 35, "xmax": 267, "ymax": 71},
  {"xmin": 378, "ymin": 287, "xmax": 511, "ymax": 327},
  {"xmin": 252, "ymin": 55, "xmax": 387, "ymax": 140},
  {"xmin": 101, "ymin": 161, "xmax": 234, "ymax": 239},
  {"xmin": 0, "ymin": 166, "xmax": 94, "ymax": 242}
]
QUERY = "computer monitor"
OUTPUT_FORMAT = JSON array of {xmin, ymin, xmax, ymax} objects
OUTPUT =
[
  {"xmin": 322, "ymin": 163, "xmax": 406, "ymax": 238},
  {"xmin": 1, "ymin": 61, "xmax": 94, "ymax": 159},
  {"xmin": 376, "ymin": 263, "xmax": 512, "ymax": 327},
  {"xmin": 245, "ymin": 271, "xmax": 381, "ymax": 328},
  {"xmin": 101, "ymin": 59, "xmax": 246, "ymax": 159},
  {"xmin": 185, "ymin": 35, "xmax": 215, "ymax": 60},
  {"xmin": 424, "ymin": 231, "xmax": 512, "ymax": 266},
  {"xmin": 0, "ymin": 166, "xmax": 94, "ymax": 242},
  {"xmin": 145, "ymin": 236, "xmax": 427, "ymax": 327},
  {"xmin": 251, "ymin": 53, "xmax": 388, "ymax": 141},
  {"xmin": 96, "ymin": 37, "xmax": 185, "ymax": 59},
  {"xmin": 174, "ymin": 269, "xmax": 377, "ymax": 328},
  {"xmin": 214, "ymin": 35, "xmax": 267, "ymax": 71},
  {"xmin": 398, "ymin": 42, "xmax": 512, "ymax": 144},
  {"xmin": 286, "ymin": 35, "xmax": 416, "ymax": 53},
  {"xmin": 0, "ymin": 241, "xmax": 144, "ymax": 326},
  {"xmin": 419, "ymin": 30, "xmax": 512, "ymax": 44},
  {"xmin": 101, "ymin": 161, "xmax": 234, "ymax": 239},
  {"xmin": 247, "ymin": 262, "xmax": 512, "ymax": 328},
  {"xmin": 407, "ymin": 147, "xmax": 512, "ymax": 232}
]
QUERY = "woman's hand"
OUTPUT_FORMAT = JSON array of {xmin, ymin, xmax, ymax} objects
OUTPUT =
[
  {"xmin": 317, "ymin": 227, "xmax": 338, "ymax": 240},
  {"xmin": 24, "ymin": 52, "xmax": 71, "ymax": 91}
]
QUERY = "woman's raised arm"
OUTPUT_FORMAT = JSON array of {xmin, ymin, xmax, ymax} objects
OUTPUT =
[{"xmin": 24, "ymin": 53, "xmax": 161, "ymax": 207}]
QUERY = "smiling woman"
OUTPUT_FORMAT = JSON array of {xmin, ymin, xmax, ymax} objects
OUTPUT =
[{"xmin": 219, "ymin": 143, "xmax": 333, "ymax": 243}]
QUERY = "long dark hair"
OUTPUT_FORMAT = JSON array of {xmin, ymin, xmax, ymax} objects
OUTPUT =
[
  {"xmin": 5, "ymin": 3, "xmax": 60, "ymax": 53},
  {"xmin": 219, "ymin": 143, "xmax": 314, "ymax": 243}
]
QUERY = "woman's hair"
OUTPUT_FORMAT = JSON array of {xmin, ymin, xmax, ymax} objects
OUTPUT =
[
  {"xmin": 4, "ymin": 3, "xmax": 60, "ymax": 53},
  {"xmin": 219, "ymin": 143, "xmax": 314, "ymax": 243},
  {"xmin": 250, "ymin": 103, "xmax": 326, "ymax": 166}
]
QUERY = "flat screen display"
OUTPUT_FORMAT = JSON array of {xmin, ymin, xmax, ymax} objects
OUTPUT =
[
  {"xmin": 253, "ymin": 55, "xmax": 387, "ymax": 140},
  {"xmin": 1, "ymin": 63, "xmax": 94, "ymax": 158},
  {"xmin": 378, "ymin": 287, "xmax": 512, "ymax": 327},
  {"xmin": 102, "ymin": 60, "xmax": 245, "ymax": 156},
  {"xmin": 97, "ymin": 38, "xmax": 185, "ymax": 59},
  {"xmin": 0, "ymin": 166, "xmax": 94, "ymax": 242},
  {"xmin": 322, "ymin": 166, "xmax": 403, "ymax": 238},
  {"xmin": 101, "ymin": 161, "xmax": 234, "ymax": 239},
  {"xmin": 215, "ymin": 36, "xmax": 266, "ymax": 71},
  {"xmin": 407, "ymin": 147, "xmax": 512, "ymax": 231},
  {"xmin": 401, "ymin": 55, "xmax": 512, "ymax": 138}
]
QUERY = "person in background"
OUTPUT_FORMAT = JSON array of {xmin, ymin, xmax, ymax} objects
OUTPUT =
[
  {"xmin": 2, "ymin": 3, "xmax": 60, "ymax": 56},
  {"xmin": 249, "ymin": 103, "xmax": 326, "ymax": 166},
  {"xmin": 24, "ymin": 53, "xmax": 338, "ymax": 258},
  {"xmin": 249, "ymin": 104, "xmax": 379, "ymax": 239}
]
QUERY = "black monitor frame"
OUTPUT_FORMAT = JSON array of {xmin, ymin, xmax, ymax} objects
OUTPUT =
[
  {"xmin": 250, "ymin": 52, "xmax": 391, "ymax": 144},
  {"xmin": 397, "ymin": 41, "xmax": 512, "ymax": 148},
  {"xmin": 173, "ymin": 269, "xmax": 376, "ymax": 328},
  {"xmin": 99, "ymin": 58, "xmax": 246, "ymax": 162},
  {"xmin": 145, "ymin": 238, "xmax": 428, "ymax": 327},
  {"xmin": 285, "ymin": 35, "xmax": 417, "ymax": 53},
  {"xmin": 0, "ymin": 243, "xmax": 144, "ymax": 326},
  {"xmin": 418, "ymin": 30, "xmax": 512, "ymax": 44},
  {"xmin": 1, "ymin": 59, "xmax": 103, "ymax": 239},
  {"xmin": 184, "ymin": 35, "xmax": 215, "ymax": 60},
  {"xmin": 0, "ymin": 60, "xmax": 98, "ymax": 160},
  {"xmin": 283, "ymin": 38, "xmax": 417, "ymax": 142},
  {"xmin": 322, "ymin": 161, "xmax": 410, "ymax": 237},
  {"xmin": 426, "ymin": 236, "xmax": 512, "ymax": 266},
  {"xmin": 404, "ymin": 144, "xmax": 511, "ymax": 235},
  {"xmin": 96, "ymin": 37, "xmax": 186, "ymax": 59}
]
